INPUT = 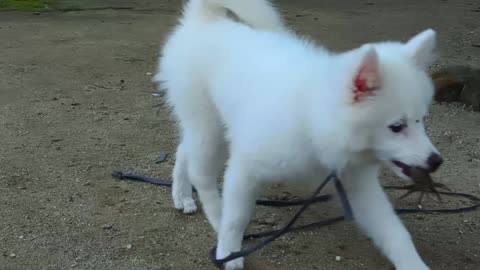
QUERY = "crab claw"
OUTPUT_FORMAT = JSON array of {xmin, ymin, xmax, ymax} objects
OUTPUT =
[{"xmin": 434, "ymin": 182, "xmax": 452, "ymax": 191}]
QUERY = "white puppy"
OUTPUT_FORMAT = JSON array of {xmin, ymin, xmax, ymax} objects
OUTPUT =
[{"xmin": 154, "ymin": 1, "xmax": 443, "ymax": 269}]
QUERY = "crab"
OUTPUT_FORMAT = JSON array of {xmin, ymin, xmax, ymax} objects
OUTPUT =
[{"xmin": 393, "ymin": 167, "xmax": 451, "ymax": 205}]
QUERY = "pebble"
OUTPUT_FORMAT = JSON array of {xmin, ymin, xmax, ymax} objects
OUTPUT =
[
  {"xmin": 279, "ymin": 192, "xmax": 292, "ymax": 201},
  {"xmin": 10, "ymin": 253, "xmax": 16, "ymax": 258},
  {"xmin": 335, "ymin": 255, "xmax": 342, "ymax": 261},
  {"xmin": 102, "ymin": 224, "xmax": 113, "ymax": 230},
  {"xmin": 126, "ymin": 244, "xmax": 132, "ymax": 250},
  {"xmin": 156, "ymin": 152, "xmax": 168, "ymax": 163},
  {"xmin": 146, "ymin": 72, "xmax": 153, "ymax": 76}
]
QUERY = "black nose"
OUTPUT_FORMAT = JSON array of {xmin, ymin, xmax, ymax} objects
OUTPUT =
[{"xmin": 427, "ymin": 153, "xmax": 443, "ymax": 172}]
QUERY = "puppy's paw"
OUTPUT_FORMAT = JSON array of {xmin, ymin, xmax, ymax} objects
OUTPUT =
[
  {"xmin": 181, "ymin": 198, "xmax": 197, "ymax": 214},
  {"xmin": 224, "ymin": 258, "xmax": 244, "ymax": 270},
  {"xmin": 173, "ymin": 195, "xmax": 197, "ymax": 214},
  {"xmin": 217, "ymin": 248, "xmax": 244, "ymax": 270},
  {"xmin": 396, "ymin": 262, "xmax": 430, "ymax": 270}
]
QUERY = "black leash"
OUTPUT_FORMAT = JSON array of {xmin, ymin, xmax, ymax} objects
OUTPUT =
[
  {"xmin": 112, "ymin": 171, "xmax": 333, "ymax": 207},
  {"xmin": 112, "ymin": 171, "xmax": 480, "ymax": 267}
]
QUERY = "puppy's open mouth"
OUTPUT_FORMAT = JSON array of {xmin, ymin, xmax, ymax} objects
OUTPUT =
[{"xmin": 392, "ymin": 160, "xmax": 412, "ymax": 177}]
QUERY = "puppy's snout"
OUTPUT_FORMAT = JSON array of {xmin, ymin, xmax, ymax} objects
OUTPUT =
[{"xmin": 427, "ymin": 153, "xmax": 443, "ymax": 172}]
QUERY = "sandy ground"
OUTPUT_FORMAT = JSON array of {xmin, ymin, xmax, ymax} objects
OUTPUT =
[{"xmin": 1, "ymin": 0, "xmax": 479, "ymax": 269}]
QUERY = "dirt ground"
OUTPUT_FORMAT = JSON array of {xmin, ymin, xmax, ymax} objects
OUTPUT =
[{"xmin": 1, "ymin": 0, "xmax": 479, "ymax": 269}]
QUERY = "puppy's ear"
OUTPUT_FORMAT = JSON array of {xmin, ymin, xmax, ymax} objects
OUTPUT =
[
  {"xmin": 404, "ymin": 29, "xmax": 437, "ymax": 69},
  {"xmin": 351, "ymin": 46, "xmax": 381, "ymax": 104}
]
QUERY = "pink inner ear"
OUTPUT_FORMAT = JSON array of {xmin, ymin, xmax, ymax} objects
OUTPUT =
[
  {"xmin": 354, "ymin": 67, "xmax": 370, "ymax": 92},
  {"xmin": 353, "ymin": 50, "xmax": 380, "ymax": 103}
]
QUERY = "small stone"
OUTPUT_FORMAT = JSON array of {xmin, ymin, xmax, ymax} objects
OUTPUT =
[
  {"xmin": 146, "ymin": 72, "xmax": 153, "ymax": 76},
  {"xmin": 279, "ymin": 192, "xmax": 292, "ymax": 200},
  {"xmin": 9, "ymin": 253, "xmax": 16, "ymax": 258},
  {"xmin": 102, "ymin": 224, "xmax": 113, "ymax": 230},
  {"xmin": 126, "ymin": 244, "xmax": 132, "ymax": 250},
  {"xmin": 155, "ymin": 152, "xmax": 168, "ymax": 163},
  {"xmin": 335, "ymin": 256, "xmax": 342, "ymax": 261}
]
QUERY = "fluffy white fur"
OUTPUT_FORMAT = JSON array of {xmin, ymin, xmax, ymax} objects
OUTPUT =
[{"xmin": 154, "ymin": 1, "xmax": 442, "ymax": 269}]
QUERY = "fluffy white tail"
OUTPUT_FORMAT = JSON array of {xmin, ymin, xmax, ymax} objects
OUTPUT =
[{"xmin": 182, "ymin": 0, "xmax": 285, "ymax": 31}]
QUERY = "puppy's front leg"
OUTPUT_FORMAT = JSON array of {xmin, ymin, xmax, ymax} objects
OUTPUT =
[
  {"xmin": 216, "ymin": 162, "xmax": 260, "ymax": 270},
  {"xmin": 343, "ymin": 165, "xmax": 429, "ymax": 270}
]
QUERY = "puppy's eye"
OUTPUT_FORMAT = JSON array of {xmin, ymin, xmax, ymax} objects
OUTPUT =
[{"xmin": 389, "ymin": 123, "xmax": 405, "ymax": 133}]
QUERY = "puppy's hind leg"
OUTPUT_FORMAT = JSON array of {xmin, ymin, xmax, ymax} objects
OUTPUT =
[
  {"xmin": 185, "ymin": 124, "xmax": 226, "ymax": 233},
  {"xmin": 172, "ymin": 141, "xmax": 197, "ymax": 214},
  {"xmin": 166, "ymin": 76, "xmax": 226, "ymax": 231}
]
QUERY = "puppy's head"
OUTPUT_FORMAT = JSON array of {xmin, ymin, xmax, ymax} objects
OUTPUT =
[{"xmin": 339, "ymin": 29, "xmax": 442, "ymax": 179}]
